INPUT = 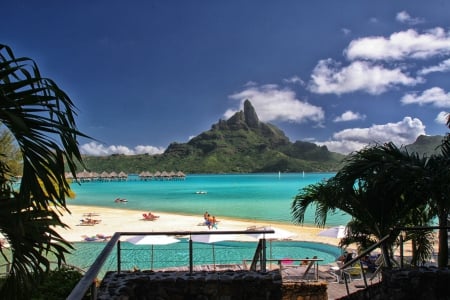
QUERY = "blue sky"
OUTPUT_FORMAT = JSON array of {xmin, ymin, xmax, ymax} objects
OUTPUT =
[{"xmin": 3, "ymin": 1, "xmax": 450, "ymax": 155}]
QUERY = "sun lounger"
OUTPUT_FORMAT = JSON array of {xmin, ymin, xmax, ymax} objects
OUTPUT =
[
  {"xmin": 142, "ymin": 213, "xmax": 159, "ymax": 221},
  {"xmin": 79, "ymin": 218, "xmax": 101, "ymax": 225}
]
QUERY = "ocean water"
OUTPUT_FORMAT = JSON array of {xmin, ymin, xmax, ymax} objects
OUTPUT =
[
  {"xmin": 2, "ymin": 173, "xmax": 347, "ymax": 274},
  {"xmin": 69, "ymin": 172, "xmax": 350, "ymax": 226}
]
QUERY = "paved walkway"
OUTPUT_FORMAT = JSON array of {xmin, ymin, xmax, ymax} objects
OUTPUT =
[
  {"xmin": 157, "ymin": 264, "xmax": 380, "ymax": 299},
  {"xmin": 280, "ymin": 264, "xmax": 381, "ymax": 299}
]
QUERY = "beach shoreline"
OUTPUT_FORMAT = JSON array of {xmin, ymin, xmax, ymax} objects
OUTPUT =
[{"xmin": 56, "ymin": 204, "xmax": 343, "ymax": 247}]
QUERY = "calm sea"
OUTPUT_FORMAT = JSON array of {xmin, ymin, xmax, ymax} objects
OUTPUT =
[
  {"xmin": 1, "ymin": 173, "xmax": 347, "ymax": 274},
  {"xmin": 69, "ymin": 172, "xmax": 350, "ymax": 226}
]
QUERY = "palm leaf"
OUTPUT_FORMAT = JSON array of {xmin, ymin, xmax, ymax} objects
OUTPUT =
[{"xmin": 0, "ymin": 44, "xmax": 88, "ymax": 298}]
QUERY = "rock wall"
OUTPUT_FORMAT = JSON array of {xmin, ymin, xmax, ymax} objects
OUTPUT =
[
  {"xmin": 98, "ymin": 270, "xmax": 327, "ymax": 300},
  {"xmin": 337, "ymin": 267, "xmax": 450, "ymax": 300}
]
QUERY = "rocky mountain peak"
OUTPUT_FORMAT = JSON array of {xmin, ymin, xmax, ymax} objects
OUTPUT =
[
  {"xmin": 243, "ymin": 99, "xmax": 259, "ymax": 128},
  {"xmin": 222, "ymin": 99, "xmax": 260, "ymax": 130}
]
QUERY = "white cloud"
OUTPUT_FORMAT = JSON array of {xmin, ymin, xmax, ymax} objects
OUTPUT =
[
  {"xmin": 80, "ymin": 142, "xmax": 165, "ymax": 156},
  {"xmin": 316, "ymin": 117, "xmax": 426, "ymax": 154},
  {"xmin": 435, "ymin": 111, "xmax": 449, "ymax": 125},
  {"xmin": 419, "ymin": 59, "xmax": 450, "ymax": 75},
  {"xmin": 341, "ymin": 28, "xmax": 351, "ymax": 36},
  {"xmin": 283, "ymin": 75, "xmax": 305, "ymax": 85},
  {"xmin": 345, "ymin": 28, "xmax": 450, "ymax": 61},
  {"xmin": 227, "ymin": 84, "xmax": 324, "ymax": 123},
  {"xmin": 308, "ymin": 59, "xmax": 420, "ymax": 95},
  {"xmin": 334, "ymin": 110, "xmax": 366, "ymax": 122},
  {"xmin": 396, "ymin": 11, "xmax": 424, "ymax": 25},
  {"xmin": 401, "ymin": 87, "xmax": 450, "ymax": 107}
]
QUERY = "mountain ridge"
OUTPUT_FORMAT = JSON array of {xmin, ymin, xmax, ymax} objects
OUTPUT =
[
  {"xmin": 79, "ymin": 100, "xmax": 345, "ymax": 173},
  {"xmin": 77, "ymin": 101, "xmax": 446, "ymax": 174}
]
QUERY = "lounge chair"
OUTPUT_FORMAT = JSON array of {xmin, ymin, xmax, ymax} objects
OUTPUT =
[
  {"xmin": 341, "ymin": 262, "xmax": 364, "ymax": 282},
  {"xmin": 142, "ymin": 213, "xmax": 159, "ymax": 221}
]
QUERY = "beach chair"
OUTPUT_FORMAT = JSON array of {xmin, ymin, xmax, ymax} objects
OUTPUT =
[
  {"xmin": 341, "ymin": 262, "xmax": 364, "ymax": 282},
  {"xmin": 142, "ymin": 213, "xmax": 159, "ymax": 221}
]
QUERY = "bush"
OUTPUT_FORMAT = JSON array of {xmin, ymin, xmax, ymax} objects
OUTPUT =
[{"xmin": 31, "ymin": 266, "xmax": 85, "ymax": 300}]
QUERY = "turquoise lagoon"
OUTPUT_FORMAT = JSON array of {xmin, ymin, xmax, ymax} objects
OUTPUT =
[
  {"xmin": 69, "ymin": 172, "xmax": 349, "ymax": 225},
  {"xmin": 63, "ymin": 173, "xmax": 348, "ymax": 272}
]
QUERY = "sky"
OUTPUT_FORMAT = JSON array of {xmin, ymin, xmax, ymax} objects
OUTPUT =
[{"xmin": 2, "ymin": 1, "xmax": 450, "ymax": 155}]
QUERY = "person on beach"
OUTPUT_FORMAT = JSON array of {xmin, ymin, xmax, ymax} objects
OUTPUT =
[
  {"xmin": 206, "ymin": 214, "xmax": 213, "ymax": 229},
  {"xmin": 211, "ymin": 216, "xmax": 218, "ymax": 229}
]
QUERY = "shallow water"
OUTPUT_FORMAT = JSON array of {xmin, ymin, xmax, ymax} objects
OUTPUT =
[
  {"xmin": 70, "ymin": 173, "xmax": 349, "ymax": 226},
  {"xmin": 0, "ymin": 173, "xmax": 350, "ymax": 274}
]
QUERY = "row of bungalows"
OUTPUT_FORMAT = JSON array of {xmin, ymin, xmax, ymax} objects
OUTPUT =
[
  {"xmin": 138, "ymin": 171, "xmax": 186, "ymax": 181},
  {"xmin": 65, "ymin": 171, "xmax": 129, "ymax": 182}
]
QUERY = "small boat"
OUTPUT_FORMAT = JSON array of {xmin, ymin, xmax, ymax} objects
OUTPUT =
[
  {"xmin": 114, "ymin": 198, "xmax": 128, "ymax": 203},
  {"xmin": 195, "ymin": 191, "xmax": 207, "ymax": 194}
]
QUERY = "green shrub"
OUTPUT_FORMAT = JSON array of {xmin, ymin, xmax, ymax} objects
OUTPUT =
[{"xmin": 31, "ymin": 266, "xmax": 85, "ymax": 300}]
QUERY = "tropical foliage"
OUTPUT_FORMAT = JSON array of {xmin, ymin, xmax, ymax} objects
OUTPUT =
[
  {"xmin": 31, "ymin": 266, "xmax": 85, "ymax": 300},
  {"xmin": 0, "ymin": 44, "xmax": 86, "ymax": 299},
  {"xmin": 0, "ymin": 129, "xmax": 22, "ymax": 177},
  {"xmin": 291, "ymin": 142, "xmax": 439, "ymax": 266}
]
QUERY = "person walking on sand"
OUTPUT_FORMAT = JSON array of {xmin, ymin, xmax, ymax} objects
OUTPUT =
[
  {"xmin": 207, "ymin": 215, "xmax": 213, "ymax": 229},
  {"xmin": 211, "ymin": 216, "xmax": 218, "ymax": 229}
]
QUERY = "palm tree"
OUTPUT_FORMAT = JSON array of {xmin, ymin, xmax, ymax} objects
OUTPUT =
[
  {"xmin": 0, "ymin": 44, "xmax": 87, "ymax": 299},
  {"xmin": 292, "ymin": 142, "xmax": 433, "ymax": 264},
  {"xmin": 429, "ymin": 143, "xmax": 450, "ymax": 267}
]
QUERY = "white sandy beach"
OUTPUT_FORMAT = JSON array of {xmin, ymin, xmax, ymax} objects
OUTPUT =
[{"xmin": 55, "ymin": 205, "xmax": 342, "ymax": 246}]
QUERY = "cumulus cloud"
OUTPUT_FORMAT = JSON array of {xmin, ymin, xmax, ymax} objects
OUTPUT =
[
  {"xmin": 316, "ymin": 117, "xmax": 426, "ymax": 154},
  {"xmin": 419, "ymin": 59, "xmax": 450, "ymax": 75},
  {"xmin": 308, "ymin": 59, "xmax": 420, "ymax": 95},
  {"xmin": 396, "ymin": 11, "xmax": 424, "ymax": 25},
  {"xmin": 80, "ymin": 142, "xmax": 165, "ymax": 156},
  {"xmin": 345, "ymin": 28, "xmax": 450, "ymax": 61},
  {"xmin": 401, "ymin": 87, "xmax": 450, "ymax": 107},
  {"xmin": 226, "ymin": 84, "xmax": 324, "ymax": 124},
  {"xmin": 435, "ymin": 111, "xmax": 449, "ymax": 125},
  {"xmin": 334, "ymin": 111, "xmax": 366, "ymax": 122}
]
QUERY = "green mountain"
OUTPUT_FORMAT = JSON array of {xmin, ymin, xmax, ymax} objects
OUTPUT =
[
  {"xmin": 404, "ymin": 134, "xmax": 444, "ymax": 156},
  {"xmin": 78, "ymin": 100, "xmax": 345, "ymax": 174}
]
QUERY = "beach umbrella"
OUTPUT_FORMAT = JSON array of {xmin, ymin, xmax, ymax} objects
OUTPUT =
[
  {"xmin": 246, "ymin": 226, "xmax": 296, "ymax": 241},
  {"xmin": 191, "ymin": 233, "xmax": 238, "ymax": 270},
  {"xmin": 318, "ymin": 225, "xmax": 347, "ymax": 239},
  {"xmin": 126, "ymin": 235, "xmax": 180, "ymax": 269}
]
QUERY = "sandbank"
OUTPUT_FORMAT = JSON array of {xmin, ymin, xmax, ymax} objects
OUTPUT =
[{"xmin": 55, "ymin": 205, "xmax": 342, "ymax": 246}]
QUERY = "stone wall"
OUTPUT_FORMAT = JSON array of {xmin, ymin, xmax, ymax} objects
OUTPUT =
[
  {"xmin": 98, "ymin": 270, "xmax": 327, "ymax": 300},
  {"xmin": 337, "ymin": 267, "xmax": 450, "ymax": 300}
]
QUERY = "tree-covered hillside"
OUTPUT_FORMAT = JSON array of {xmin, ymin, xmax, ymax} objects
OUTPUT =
[{"xmin": 77, "ymin": 100, "xmax": 345, "ymax": 174}]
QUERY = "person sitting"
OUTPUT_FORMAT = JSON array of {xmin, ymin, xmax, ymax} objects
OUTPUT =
[
  {"xmin": 301, "ymin": 257, "xmax": 310, "ymax": 266},
  {"xmin": 148, "ymin": 212, "xmax": 159, "ymax": 218},
  {"xmin": 142, "ymin": 212, "xmax": 159, "ymax": 220},
  {"xmin": 361, "ymin": 255, "xmax": 376, "ymax": 272}
]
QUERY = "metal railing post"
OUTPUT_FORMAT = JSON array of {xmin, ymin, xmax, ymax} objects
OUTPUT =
[
  {"xmin": 189, "ymin": 238, "xmax": 193, "ymax": 273},
  {"xmin": 261, "ymin": 238, "xmax": 267, "ymax": 272},
  {"xmin": 117, "ymin": 240, "xmax": 121, "ymax": 274}
]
